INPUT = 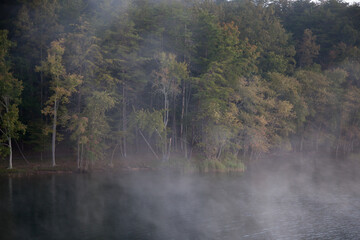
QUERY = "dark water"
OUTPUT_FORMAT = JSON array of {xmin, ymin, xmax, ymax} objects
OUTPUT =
[{"xmin": 1, "ymin": 166, "xmax": 360, "ymax": 240}]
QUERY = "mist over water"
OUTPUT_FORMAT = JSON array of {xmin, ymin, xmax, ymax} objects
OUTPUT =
[{"xmin": 1, "ymin": 156, "xmax": 360, "ymax": 240}]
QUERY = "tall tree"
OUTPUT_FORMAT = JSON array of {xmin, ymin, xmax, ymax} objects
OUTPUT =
[
  {"xmin": 64, "ymin": 16, "xmax": 100, "ymax": 165},
  {"xmin": 152, "ymin": 52, "xmax": 188, "ymax": 159},
  {"xmin": 0, "ymin": 30, "xmax": 26, "ymax": 169},
  {"xmin": 36, "ymin": 39, "xmax": 81, "ymax": 166},
  {"xmin": 102, "ymin": 12, "xmax": 143, "ymax": 158},
  {"xmin": 82, "ymin": 91, "xmax": 115, "ymax": 168},
  {"xmin": 14, "ymin": 0, "xmax": 63, "ymax": 160}
]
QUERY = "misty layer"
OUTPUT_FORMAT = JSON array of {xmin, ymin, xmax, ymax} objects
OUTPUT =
[{"xmin": 1, "ymin": 158, "xmax": 360, "ymax": 239}]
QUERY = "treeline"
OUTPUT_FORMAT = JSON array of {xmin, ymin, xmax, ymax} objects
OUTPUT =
[{"xmin": 1, "ymin": 0, "xmax": 360, "ymax": 170}]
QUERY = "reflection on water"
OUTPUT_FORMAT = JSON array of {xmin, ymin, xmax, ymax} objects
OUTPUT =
[{"xmin": 1, "ymin": 167, "xmax": 360, "ymax": 240}]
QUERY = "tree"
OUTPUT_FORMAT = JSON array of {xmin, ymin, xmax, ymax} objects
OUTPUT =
[
  {"xmin": 64, "ymin": 14, "xmax": 117, "ymax": 168},
  {"xmin": 0, "ymin": 30, "xmax": 26, "ymax": 169},
  {"xmin": 64, "ymin": 16, "xmax": 102, "ymax": 165},
  {"xmin": 295, "ymin": 69, "xmax": 331, "ymax": 152},
  {"xmin": 81, "ymin": 91, "xmax": 115, "ymax": 169},
  {"xmin": 325, "ymin": 68, "xmax": 348, "ymax": 156},
  {"xmin": 152, "ymin": 52, "xmax": 188, "ymax": 159},
  {"xmin": 266, "ymin": 72, "xmax": 306, "ymax": 151},
  {"xmin": 14, "ymin": 0, "xmax": 63, "ymax": 109},
  {"xmin": 191, "ymin": 9, "xmax": 222, "ymax": 75},
  {"xmin": 102, "ymin": 12, "xmax": 143, "ymax": 158},
  {"xmin": 195, "ymin": 62, "xmax": 242, "ymax": 160},
  {"xmin": 222, "ymin": 0, "xmax": 296, "ymax": 74},
  {"xmin": 129, "ymin": 109, "xmax": 165, "ymax": 160},
  {"xmin": 297, "ymin": 29, "xmax": 320, "ymax": 68},
  {"xmin": 36, "ymin": 39, "xmax": 82, "ymax": 166},
  {"xmin": 14, "ymin": 0, "xmax": 63, "ymax": 160}
]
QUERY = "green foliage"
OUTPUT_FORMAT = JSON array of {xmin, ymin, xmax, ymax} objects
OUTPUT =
[
  {"xmin": 83, "ymin": 91, "xmax": 115, "ymax": 162},
  {"xmin": 130, "ymin": 109, "xmax": 165, "ymax": 137},
  {"xmin": 199, "ymin": 159, "xmax": 227, "ymax": 172},
  {"xmin": 198, "ymin": 156, "xmax": 245, "ymax": 172},
  {"xmin": 2, "ymin": 0, "xmax": 360, "ymax": 169},
  {"xmin": 36, "ymin": 39, "xmax": 82, "ymax": 128},
  {"xmin": 297, "ymin": 29, "xmax": 320, "ymax": 68},
  {"xmin": 35, "ymin": 38, "xmax": 81, "ymax": 166},
  {"xmin": 0, "ymin": 30, "xmax": 26, "ymax": 160},
  {"xmin": 153, "ymin": 52, "xmax": 188, "ymax": 101}
]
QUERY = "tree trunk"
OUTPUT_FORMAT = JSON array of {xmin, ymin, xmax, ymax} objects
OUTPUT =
[
  {"xmin": 135, "ymin": 128, "xmax": 139, "ymax": 153},
  {"xmin": 52, "ymin": 97, "xmax": 57, "ymax": 167},
  {"xmin": 249, "ymin": 148, "xmax": 253, "ymax": 161},
  {"xmin": 164, "ymin": 91, "xmax": 168, "ymax": 128},
  {"xmin": 139, "ymin": 129, "xmax": 160, "ymax": 160},
  {"xmin": 77, "ymin": 89, "xmax": 81, "ymax": 167},
  {"xmin": 167, "ymin": 137, "xmax": 172, "ymax": 160},
  {"xmin": 216, "ymin": 144, "xmax": 223, "ymax": 160},
  {"xmin": 300, "ymin": 134, "xmax": 304, "ymax": 152},
  {"xmin": 8, "ymin": 137, "xmax": 12, "ymax": 169},
  {"xmin": 110, "ymin": 143, "xmax": 118, "ymax": 167},
  {"xmin": 184, "ymin": 83, "xmax": 191, "ymax": 156},
  {"xmin": 80, "ymin": 143, "xmax": 84, "ymax": 170},
  {"xmin": 77, "ymin": 140, "xmax": 80, "ymax": 169},
  {"xmin": 184, "ymin": 138, "xmax": 188, "ymax": 159},
  {"xmin": 164, "ymin": 92, "xmax": 168, "ymax": 158},
  {"xmin": 14, "ymin": 139, "xmax": 29, "ymax": 164},
  {"xmin": 122, "ymin": 85, "xmax": 127, "ymax": 158},
  {"xmin": 172, "ymin": 93, "xmax": 177, "ymax": 151},
  {"xmin": 180, "ymin": 80, "xmax": 185, "ymax": 150},
  {"xmin": 4, "ymin": 99, "xmax": 13, "ymax": 169}
]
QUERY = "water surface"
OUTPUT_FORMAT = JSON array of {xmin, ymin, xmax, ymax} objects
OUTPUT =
[{"xmin": 1, "ymin": 163, "xmax": 360, "ymax": 240}]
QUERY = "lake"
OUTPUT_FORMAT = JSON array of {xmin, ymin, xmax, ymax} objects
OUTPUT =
[{"xmin": 1, "ymin": 160, "xmax": 360, "ymax": 239}]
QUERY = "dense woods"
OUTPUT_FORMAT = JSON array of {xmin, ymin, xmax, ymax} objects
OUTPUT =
[{"xmin": 1, "ymin": 0, "xmax": 360, "ymax": 170}]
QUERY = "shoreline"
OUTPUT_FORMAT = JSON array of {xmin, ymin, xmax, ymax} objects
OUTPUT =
[
  {"xmin": 3, "ymin": 151, "xmax": 357, "ymax": 177},
  {"xmin": 0, "ymin": 156, "xmax": 245, "ymax": 177}
]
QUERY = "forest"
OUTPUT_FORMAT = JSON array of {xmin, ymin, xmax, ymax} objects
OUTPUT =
[{"xmin": 1, "ymin": 0, "xmax": 360, "ymax": 171}]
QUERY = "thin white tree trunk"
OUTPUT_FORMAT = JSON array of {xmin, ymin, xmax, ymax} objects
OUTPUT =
[
  {"xmin": 164, "ymin": 92, "xmax": 168, "ymax": 159},
  {"xmin": 216, "ymin": 144, "xmax": 224, "ymax": 160},
  {"xmin": 172, "ymin": 93, "xmax": 177, "ymax": 151},
  {"xmin": 164, "ymin": 91, "xmax": 168, "ymax": 128},
  {"xmin": 4, "ymin": 98, "xmax": 13, "ymax": 169},
  {"xmin": 139, "ymin": 129, "xmax": 160, "ymax": 160},
  {"xmin": 52, "ymin": 97, "xmax": 57, "ymax": 167},
  {"xmin": 167, "ymin": 137, "xmax": 172, "ymax": 160},
  {"xmin": 110, "ymin": 143, "xmax": 119, "ymax": 167},
  {"xmin": 8, "ymin": 137, "xmax": 12, "ymax": 169},
  {"xmin": 180, "ymin": 81, "xmax": 185, "ymax": 150}
]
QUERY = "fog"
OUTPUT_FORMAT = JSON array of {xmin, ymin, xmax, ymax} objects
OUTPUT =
[
  {"xmin": 1, "ymin": 154, "xmax": 360, "ymax": 239},
  {"xmin": 1, "ymin": 0, "xmax": 360, "ymax": 239}
]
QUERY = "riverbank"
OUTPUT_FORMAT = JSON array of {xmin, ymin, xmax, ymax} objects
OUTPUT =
[
  {"xmin": 0, "ymin": 153, "xmax": 246, "ymax": 177},
  {"xmin": 4, "ymin": 151, "xmax": 358, "ymax": 177},
  {"xmin": 0, "ymin": 156, "xmax": 153, "ymax": 177}
]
